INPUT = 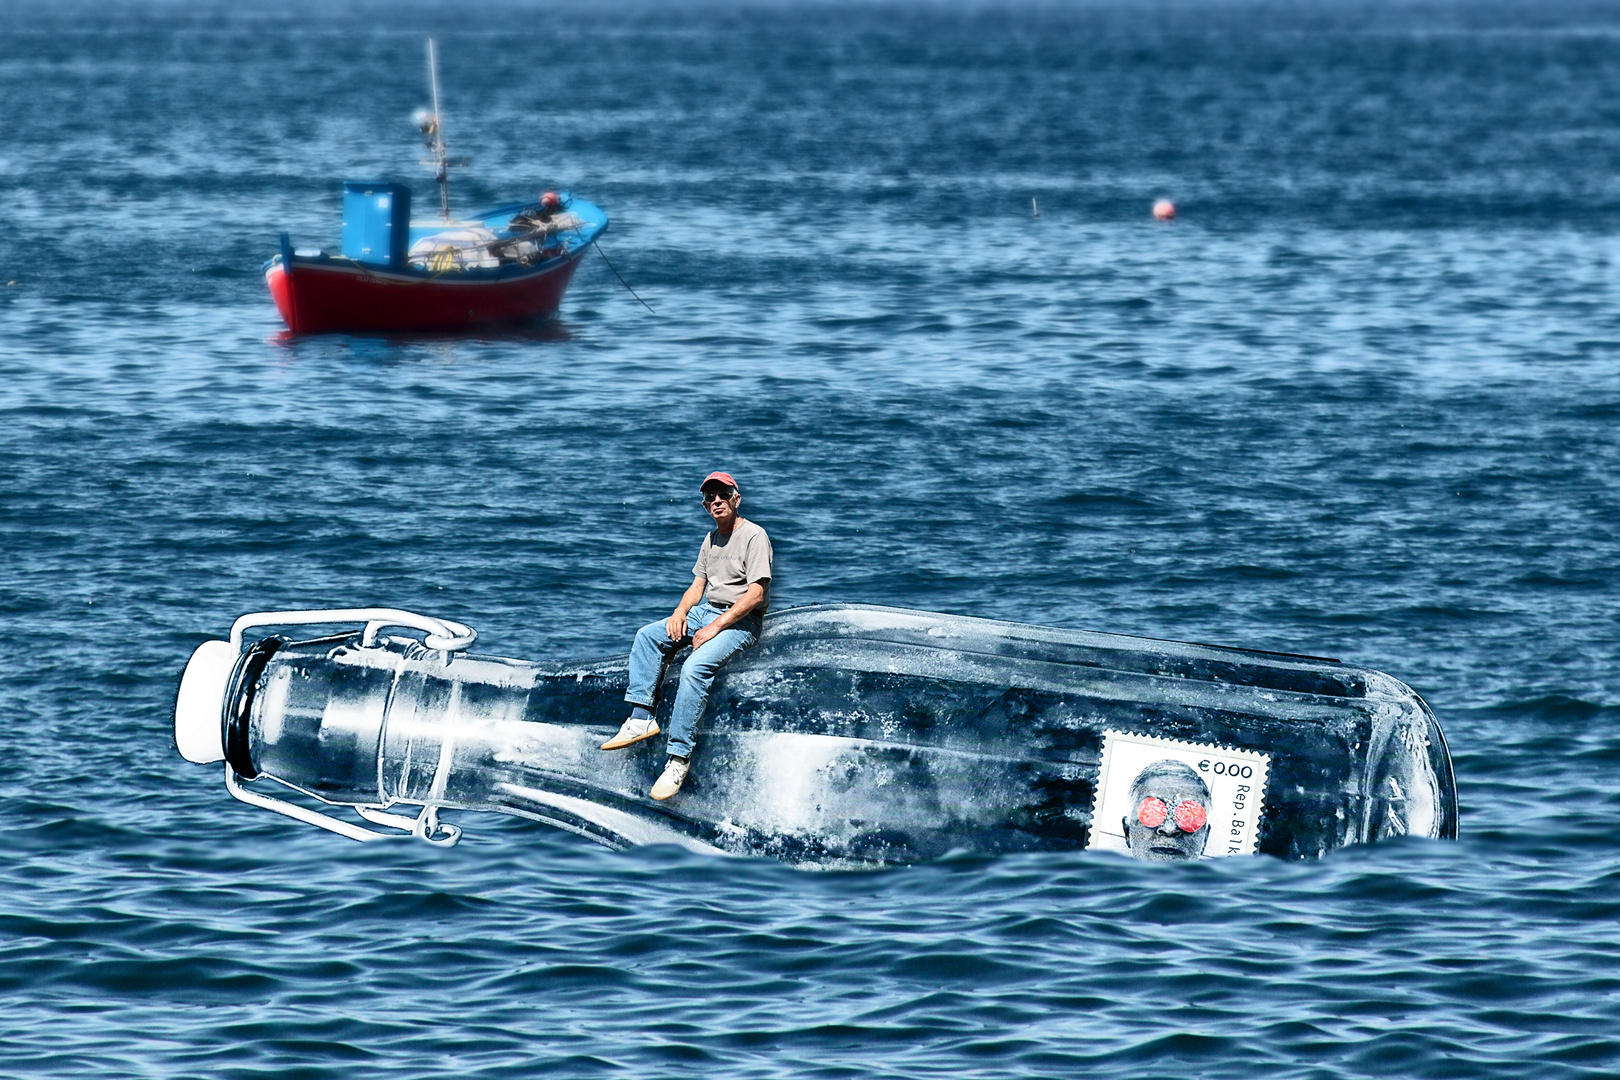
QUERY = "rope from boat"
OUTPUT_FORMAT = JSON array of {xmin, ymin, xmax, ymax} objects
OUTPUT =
[{"xmin": 594, "ymin": 242, "xmax": 656, "ymax": 315}]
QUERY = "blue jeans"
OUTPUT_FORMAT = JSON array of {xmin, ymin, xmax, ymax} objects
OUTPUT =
[{"xmin": 624, "ymin": 601, "xmax": 761, "ymax": 760}]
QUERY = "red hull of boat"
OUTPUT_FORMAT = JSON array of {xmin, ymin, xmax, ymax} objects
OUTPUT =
[{"xmin": 267, "ymin": 253, "xmax": 586, "ymax": 334}]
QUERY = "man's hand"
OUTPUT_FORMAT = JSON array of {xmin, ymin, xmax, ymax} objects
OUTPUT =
[
  {"xmin": 692, "ymin": 621, "xmax": 720, "ymax": 649},
  {"xmin": 665, "ymin": 577, "xmax": 708, "ymax": 641}
]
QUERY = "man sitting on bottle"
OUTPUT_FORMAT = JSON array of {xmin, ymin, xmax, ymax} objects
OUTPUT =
[{"xmin": 601, "ymin": 471, "xmax": 773, "ymax": 801}]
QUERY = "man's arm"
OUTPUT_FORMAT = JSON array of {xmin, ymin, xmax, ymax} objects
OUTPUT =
[
  {"xmin": 666, "ymin": 576, "xmax": 707, "ymax": 640},
  {"xmin": 691, "ymin": 580, "xmax": 768, "ymax": 648}
]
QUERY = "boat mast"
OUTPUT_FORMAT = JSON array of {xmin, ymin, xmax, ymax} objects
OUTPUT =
[{"xmin": 426, "ymin": 38, "xmax": 451, "ymax": 219}]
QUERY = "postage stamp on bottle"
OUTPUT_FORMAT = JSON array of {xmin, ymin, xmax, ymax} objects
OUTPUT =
[{"xmin": 1085, "ymin": 730, "xmax": 1272, "ymax": 861}]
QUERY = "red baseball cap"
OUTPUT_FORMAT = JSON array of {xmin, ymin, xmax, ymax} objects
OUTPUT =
[{"xmin": 700, "ymin": 471, "xmax": 739, "ymax": 493}]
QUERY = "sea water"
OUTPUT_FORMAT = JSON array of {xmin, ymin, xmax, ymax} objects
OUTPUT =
[{"xmin": 1, "ymin": 0, "xmax": 1617, "ymax": 1076}]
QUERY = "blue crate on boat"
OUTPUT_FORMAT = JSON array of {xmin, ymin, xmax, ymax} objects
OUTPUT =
[{"xmin": 340, "ymin": 181, "xmax": 411, "ymax": 268}]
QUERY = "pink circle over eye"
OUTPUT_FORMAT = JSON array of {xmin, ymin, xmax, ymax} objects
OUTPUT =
[
  {"xmin": 1136, "ymin": 797, "xmax": 1168, "ymax": 828},
  {"xmin": 1175, "ymin": 800, "xmax": 1207, "ymax": 832}
]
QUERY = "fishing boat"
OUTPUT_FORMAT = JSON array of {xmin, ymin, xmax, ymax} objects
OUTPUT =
[
  {"xmin": 173, "ymin": 604, "xmax": 1458, "ymax": 865},
  {"xmin": 264, "ymin": 40, "xmax": 607, "ymax": 335}
]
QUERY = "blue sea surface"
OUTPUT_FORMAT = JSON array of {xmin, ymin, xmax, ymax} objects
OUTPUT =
[{"xmin": 2, "ymin": 0, "xmax": 1619, "ymax": 1075}]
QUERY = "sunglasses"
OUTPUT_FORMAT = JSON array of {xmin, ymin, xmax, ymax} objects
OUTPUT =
[
  {"xmin": 701, "ymin": 490, "xmax": 736, "ymax": 504},
  {"xmin": 1135, "ymin": 796, "xmax": 1208, "ymax": 833}
]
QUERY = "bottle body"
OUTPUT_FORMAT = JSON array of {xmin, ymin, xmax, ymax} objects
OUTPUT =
[{"xmin": 200, "ymin": 604, "xmax": 1456, "ymax": 865}]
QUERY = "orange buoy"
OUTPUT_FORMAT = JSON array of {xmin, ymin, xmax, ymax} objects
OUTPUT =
[{"xmin": 1152, "ymin": 199, "xmax": 1176, "ymax": 221}]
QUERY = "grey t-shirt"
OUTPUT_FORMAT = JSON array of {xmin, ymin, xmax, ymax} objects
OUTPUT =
[{"xmin": 693, "ymin": 517, "xmax": 773, "ymax": 609}]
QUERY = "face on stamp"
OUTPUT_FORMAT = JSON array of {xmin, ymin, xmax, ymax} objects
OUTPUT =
[{"xmin": 1123, "ymin": 759, "xmax": 1212, "ymax": 862}]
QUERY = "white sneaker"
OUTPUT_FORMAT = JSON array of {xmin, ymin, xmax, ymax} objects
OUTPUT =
[
  {"xmin": 650, "ymin": 756, "xmax": 689, "ymax": 801},
  {"xmin": 601, "ymin": 714, "xmax": 660, "ymax": 751}
]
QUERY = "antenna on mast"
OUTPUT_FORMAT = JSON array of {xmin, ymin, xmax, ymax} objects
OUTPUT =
[{"xmin": 413, "ymin": 38, "xmax": 459, "ymax": 220}]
